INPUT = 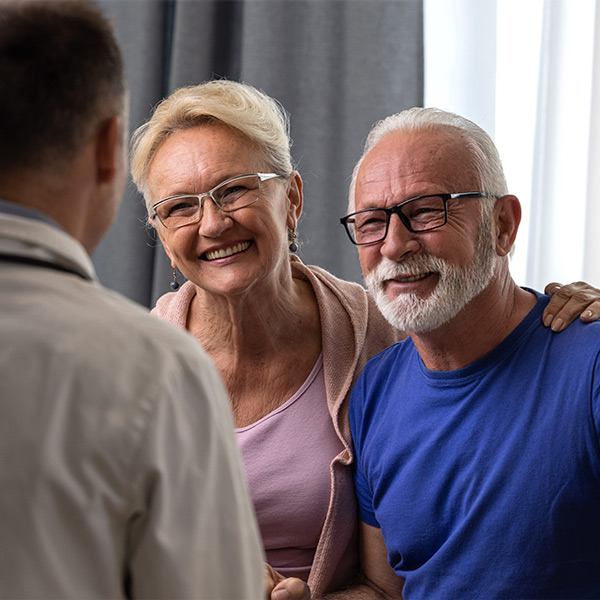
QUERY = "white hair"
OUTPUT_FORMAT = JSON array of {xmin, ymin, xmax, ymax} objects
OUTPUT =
[{"xmin": 348, "ymin": 107, "xmax": 509, "ymax": 213}]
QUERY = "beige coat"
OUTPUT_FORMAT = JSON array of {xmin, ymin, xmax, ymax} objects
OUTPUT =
[{"xmin": 0, "ymin": 212, "xmax": 265, "ymax": 599}]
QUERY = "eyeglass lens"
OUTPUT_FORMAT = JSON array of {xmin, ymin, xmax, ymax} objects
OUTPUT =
[
  {"xmin": 155, "ymin": 174, "xmax": 262, "ymax": 229},
  {"xmin": 347, "ymin": 195, "xmax": 447, "ymax": 244}
]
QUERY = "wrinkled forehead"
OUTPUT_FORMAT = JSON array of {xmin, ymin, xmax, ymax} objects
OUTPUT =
[
  {"xmin": 144, "ymin": 122, "xmax": 268, "ymax": 205},
  {"xmin": 356, "ymin": 129, "xmax": 480, "ymax": 205}
]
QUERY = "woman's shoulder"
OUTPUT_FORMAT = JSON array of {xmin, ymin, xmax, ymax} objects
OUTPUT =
[
  {"xmin": 151, "ymin": 280, "xmax": 196, "ymax": 329},
  {"xmin": 291, "ymin": 256, "xmax": 367, "ymax": 299},
  {"xmin": 291, "ymin": 257, "xmax": 404, "ymax": 344}
]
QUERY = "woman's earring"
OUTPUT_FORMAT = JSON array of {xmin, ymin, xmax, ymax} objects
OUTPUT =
[
  {"xmin": 170, "ymin": 269, "xmax": 180, "ymax": 291},
  {"xmin": 288, "ymin": 229, "xmax": 299, "ymax": 253}
]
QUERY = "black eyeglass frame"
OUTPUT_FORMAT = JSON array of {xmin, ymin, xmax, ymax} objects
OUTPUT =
[
  {"xmin": 339, "ymin": 192, "xmax": 489, "ymax": 246},
  {"xmin": 150, "ymin": 172, "xmax": 282, "ymax": 229}
]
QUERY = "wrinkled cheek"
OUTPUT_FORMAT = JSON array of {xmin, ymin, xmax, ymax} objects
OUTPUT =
[
  {"xmin": 166, "ymin": 230, "xmax": 199, "ymax": 262},
  {"xmin": 358, "ymin": 249, "xmax": 379, "ymax": 279}
]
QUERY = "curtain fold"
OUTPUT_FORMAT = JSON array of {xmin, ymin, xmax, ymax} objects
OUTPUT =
[
  {"xmin": 527, "ymin": 0, "xmax": 596, "ymax": 289},
  {"xmin": 92, "ymin": 0, "xmax": 424, "ymax": 308},
  {"xmin": 584, "ymin": 3, "xmax": 600, "ymax": 281}
]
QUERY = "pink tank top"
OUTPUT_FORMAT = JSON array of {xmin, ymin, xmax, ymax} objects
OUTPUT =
[{"xmin": 236, "ymin": 354, "xmax": 344, "ymax": 581}]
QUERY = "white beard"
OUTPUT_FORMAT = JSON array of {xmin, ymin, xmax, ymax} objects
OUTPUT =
[{"xmin": 366, "ymin": 224, "xmax": 497, "ymax": 333}]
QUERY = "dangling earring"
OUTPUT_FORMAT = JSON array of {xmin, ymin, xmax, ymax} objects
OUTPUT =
[
  {"xmin": 288, "ymin": 229, "xmax": 299, "ymax": 253},
  {"xmin": 170, "ymin": 268, "xmax": 180, "ymax": 291}
]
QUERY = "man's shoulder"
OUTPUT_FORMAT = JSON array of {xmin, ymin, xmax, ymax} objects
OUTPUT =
[
  {"xmin": 84, "ymin": 283, "xmax": 208, "ymax": 365},
  {"xmin": 1, "ymin": 277, "xmax": 223, "ymax": 459},
  {"xmin": 545, "ymin": 317, "xmax": 600, "ymax": 367},
  {"xmin": 528, "ymin": 294, "xmax": 600, "ymax": 353},
  {"xmin": 375, "ymin": 335, "xmax": 413, "ymax": 358},
  {"xmin": 10, "ymin": 274, "xmax": 212, "ymax": 387},
  {"xmin": 361, "ymin": 337, "xmax": 414, "ymax": 377}
]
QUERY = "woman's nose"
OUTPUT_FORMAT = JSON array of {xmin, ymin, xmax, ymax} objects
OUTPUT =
[{"xmin": 198, "ymin": 196, "xmax": 232, "ymax": 237}]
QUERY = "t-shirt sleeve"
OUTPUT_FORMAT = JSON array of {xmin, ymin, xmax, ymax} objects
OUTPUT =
[{"xmin": 350, "ymin": 371, "xmax": 380, "ymax": 528}]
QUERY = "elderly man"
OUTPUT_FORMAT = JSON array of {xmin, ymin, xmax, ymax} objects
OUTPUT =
[
  {"xmin": 0, "ymin": 1, "xmax": 263, "ymax": 598},
  {"xmin": 340, "ymin": 108, "xmax": 600, "ymax": 599}
]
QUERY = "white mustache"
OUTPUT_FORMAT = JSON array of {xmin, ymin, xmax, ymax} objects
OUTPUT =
[{"xmin": 367, "ymin": 256, "xmax": 448, "ymax": 288}]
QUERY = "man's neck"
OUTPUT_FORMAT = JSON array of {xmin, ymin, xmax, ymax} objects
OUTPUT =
[
  {"xmin": 0, "ymin": 198, "xmax": 64, "ymax": 231},
  {"xmin": 0, "ymin": 153, "xmax": 99, "ymax": 254},
  {"xmin": 410, "ymin": 275, "xmax": 538, "ymax": 371}
]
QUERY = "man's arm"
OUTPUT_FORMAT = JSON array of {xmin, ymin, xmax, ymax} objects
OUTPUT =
[{"xmin": 340, "ymin": 521, "xmax": 405, "ymax": 600}]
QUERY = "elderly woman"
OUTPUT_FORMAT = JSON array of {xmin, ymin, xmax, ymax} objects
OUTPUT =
[
  {"xmin": 130, "ymin": 80, "xmax": 401, "ymax": 598},
  {"xmin": 130, "ymin": 80, "xmax": 600, "ymax": 598}
]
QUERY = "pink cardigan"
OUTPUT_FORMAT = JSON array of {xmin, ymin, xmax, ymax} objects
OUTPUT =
[{"xmin": 152, "ymin": 256, "xmax": 404, "ymax": 597}]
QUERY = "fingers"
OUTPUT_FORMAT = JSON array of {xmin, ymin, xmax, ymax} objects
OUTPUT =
[
  {"xmin": 271, "ymin": 577, "xmax": 311, "ymax": 600},
  {"xmin": 544, "ymin": 281, "xmax": 563, "ymax": 296},
  {"xmin": 542, "ymin": 281, "xmax": 600, "ymax": 332},
  {"xmin": 580, "ymin": 301, "xmax": 600, "ymax": 322},
  {"xmin": 264, "ymin": 564, "xmax": 281, "ymax": 599},
  {"xmin": 264, "ymin": 565, "xmax": 311, "ymax": 600}
]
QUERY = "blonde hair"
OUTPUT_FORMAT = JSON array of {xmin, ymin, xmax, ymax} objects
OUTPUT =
[{"xmin": 130, "ymin": 79, "xmax": 294, "ymax": 206}]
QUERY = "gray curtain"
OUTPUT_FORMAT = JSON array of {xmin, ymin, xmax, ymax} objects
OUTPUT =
[{"xmin": 93, "ymin": 0, "xmax": 424, "ymax": 308}]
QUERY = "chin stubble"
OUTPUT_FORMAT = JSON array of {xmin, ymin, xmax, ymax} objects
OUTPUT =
[{"xmin": 366, "ymin": 223, "xmax": 497, "ymax": 333}]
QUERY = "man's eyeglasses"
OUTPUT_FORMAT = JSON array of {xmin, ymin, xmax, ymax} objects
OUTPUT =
[
  {"xmin": 150, "ymin": 172, "xmax": 282, "ymax": 230},
  {"xmin": 340, "ymin": 192, "xmax": 489, "ymax": 246}
]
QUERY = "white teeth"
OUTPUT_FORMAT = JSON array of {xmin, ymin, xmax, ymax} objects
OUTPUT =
[
  {"xmin": 398, "ymin": 272, "xmax": 430, "ymax": 283},
  {"xmin": 205, "ymin": 241, "xmax": 251, "ymax": 261}
]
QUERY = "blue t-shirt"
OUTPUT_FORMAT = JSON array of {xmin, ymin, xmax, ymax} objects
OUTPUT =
[{"xmin": 350, "ymin": 293, "xmax": 600, "ymax": 599}]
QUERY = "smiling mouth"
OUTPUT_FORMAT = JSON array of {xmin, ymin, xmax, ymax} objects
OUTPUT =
[
  {"xmin": 203, "ymin": 241, "xmax": 251, "ymax": 261},
  {"xmin": 390, "ymin": 272, "xmax": 433, "ymax": 284}
]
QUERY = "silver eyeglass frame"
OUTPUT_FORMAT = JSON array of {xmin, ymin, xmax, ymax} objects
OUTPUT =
[{"xmin": 150, "ymin": 172, "xmax": 282, "ymax": 229}]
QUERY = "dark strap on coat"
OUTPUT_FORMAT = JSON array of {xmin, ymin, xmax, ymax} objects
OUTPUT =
[{"xmin": 0, "ymin": 253, "xmax": 91, "ymax": 280}]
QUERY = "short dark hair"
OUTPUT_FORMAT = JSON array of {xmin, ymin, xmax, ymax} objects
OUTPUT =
[{"xmin": 0, "ymin": 0, "xmax": 126, "ymax": 174}]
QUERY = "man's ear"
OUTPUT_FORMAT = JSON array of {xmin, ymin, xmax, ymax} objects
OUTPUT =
[
  {"xmin": 95, "ymin": 115, "xmax": 122, "ymax": 184},
  {"xmin": 494, "ymin": 194, "xmax": 521, "ymax": 257},
  {"xmin": 286, "ymin": 171, "xmax": 303, "ymax": 231}
]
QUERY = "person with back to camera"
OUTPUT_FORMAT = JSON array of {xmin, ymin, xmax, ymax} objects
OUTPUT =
[
  {"xmin": 341, "ymin": 107, "xmax": 600, "ymax": 598},
  {"xmin": 0, "ymin": 3, "xmax": 264, "ymax": 598},
  {"xmin": 130, "ymin": 80, "xmax": 600, "ymax": 600}
]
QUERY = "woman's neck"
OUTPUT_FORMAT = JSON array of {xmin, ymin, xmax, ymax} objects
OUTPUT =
[
  {"xmin": 188, "ymin": 271, "xmax": 322, "ymax": 426},
  {"xmin": 188, "ymin": 272, "xmax": 320, "ymax": 359}
]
